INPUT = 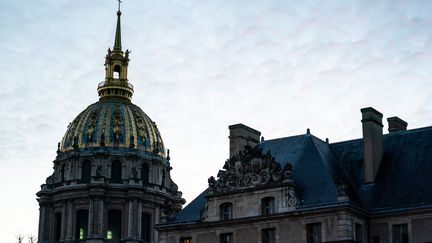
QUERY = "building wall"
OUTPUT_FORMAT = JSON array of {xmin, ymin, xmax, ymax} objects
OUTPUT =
[
  {"xmin": 159, "ymin": 211, "xmax": 357, "ymax": 243},
  {"xmin": 205, "ymin": 186, "xmax": 296, "ymax": 222},
  {"xmin": 370, "ymin": 212, "xmax": 432, "ymax": 243}
]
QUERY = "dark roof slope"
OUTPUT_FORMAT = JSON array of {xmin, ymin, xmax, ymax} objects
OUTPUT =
[
  {"xmin": 331, "ymin": 126, "xmax": 432, "ymax": 211},
  {"xmin": 168, "ymin": 126, "xmax": 432, "ymax": 223},
  {"xmin": 258, "ymin": 134, "xmax": 340, "ymax": 207}
]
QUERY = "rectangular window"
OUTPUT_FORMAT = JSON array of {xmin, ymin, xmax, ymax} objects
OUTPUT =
[
  {"xmin": 75, "ymin": 210, "xmax": 88, "ymax": 240},
  {"xmin": 220, "ymin": 233, "xmax": 233, "ymax": 243},
  {"xmin": 219, "ymin": 203, "xmax": 233, "ymax": 220},
  {"xmin": 392, "ymin": 224, "xmax": 408, "ymax": 243},
  {"xmin": 54, "ymin": 212, "xmax": 62, "ymax": 241},
  {"xmin": 180, "ymin": 237, "xmax": 192, "ymax": 243},
  {"xmin": 142, "ymin": 213, "xmax": 151, "ymax": 242},
  {"xmin": 307, "ymin": 223, "xmax": 321, "ymax": 243},
  {"xmin": 262, "ymin": 228, "xmax": 275, "ymax": 243},
  {"xmin": 355, "ymin": 223, "xmax": 363, "ymax": 243},
  {"xmin": 372, "ymin": 237, "xmax": 380, "ymax": 243}
]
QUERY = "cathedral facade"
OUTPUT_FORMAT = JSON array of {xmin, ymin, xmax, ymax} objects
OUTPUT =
[{"xmin": 36, "ymin": 8, "xmax": 184, "ymax": 243}]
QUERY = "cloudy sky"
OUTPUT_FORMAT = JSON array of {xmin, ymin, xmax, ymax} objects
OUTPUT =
[{"xmin": 1, "ymin": 0, "xmax": 432, "ymax": 241}]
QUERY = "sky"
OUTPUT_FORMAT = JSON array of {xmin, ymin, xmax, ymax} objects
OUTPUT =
[{"xmin": 1, "ymin": 0, "xmax": 432, "ymax": 241}]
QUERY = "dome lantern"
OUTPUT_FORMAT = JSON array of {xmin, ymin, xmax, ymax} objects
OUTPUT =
[{"xmin": 97, "ymin": 2, "xmax": 134, "ymax": 101}]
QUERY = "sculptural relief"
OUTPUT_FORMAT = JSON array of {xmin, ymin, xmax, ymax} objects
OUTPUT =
[{"xmin": 207, "ymin": 146, "xmax": 296, "ymax": 195}]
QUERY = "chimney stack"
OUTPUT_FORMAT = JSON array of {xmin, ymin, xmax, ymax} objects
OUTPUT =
[
  {"xmin": 387, "ymin": 116, "xmax": 407, "ymax": 133},
  {"xmin": 229, "ymin": 124, "xmax": 261, "ymax": 158},
  {"xmin": 361, "ymin": 107, "xmax": 383, "ymax": 184}
]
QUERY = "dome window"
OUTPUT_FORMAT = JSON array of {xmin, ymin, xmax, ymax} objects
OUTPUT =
[
  {"xmin": 81, "ymin": 161, "xmax": 91, "ymax": 183},
  {"xmin": 107, "ymin": 209, "xmax": 122, "ymax": 240},
  {"xmin": 111, "ymin": 160, "xmax": 122, "ymax": 183},
  {"xmin": 54, "ymin": 212, "xmax": 62, "ymax": 241},
  {"xmin": 60, "ymin": 164, "xmax": 66, "ymax": 182},
  {"xmin": 142, "ymin": 212, "xmax": 151, "ymax": 242},
  {"xmin": 75, "ymin": 209, "xmax": 89, "ymax": 240},
  {"xmin": 142, "ymin": 163, "xmax": 149, "ymax": 184}
]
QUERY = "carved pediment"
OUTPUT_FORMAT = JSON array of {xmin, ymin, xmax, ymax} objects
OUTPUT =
[{"xmin": 208, "ymin": 146, "xmax": 294, "ymax": 195}]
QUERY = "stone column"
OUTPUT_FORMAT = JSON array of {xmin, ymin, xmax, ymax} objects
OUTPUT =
[
  {"xmin": 154, "ymin": 207, "xmax": 160, "ymax": 241},
  {"xmin": 137, "ymin": 202, "xmax": 142, "ymax": 239},
  {"xmin": 65, "ymin": 200, "xmax": 74, "ymax": 241},
  {"xmin": 88, "ymin": 199, "xmax": 94, "ymax": 237},
  {"xmin": 127, "ymin": 200, "xmax": 134, "ymax": 238},
  {"xmin": 87, "ymin": 198, "xmax": 105, "ymax": 243},
  {"xmin": 61, "ymin": 203, "xmax": 67, "ymax": 240},
  {"xmin": 38, "ymin": 205, "xmax": 46, "ymax": 242}
]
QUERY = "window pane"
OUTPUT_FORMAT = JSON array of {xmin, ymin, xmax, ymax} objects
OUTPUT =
[
  {"xmin": 75, "ymin": 210, "xmax": 88, "ymax": 240},
  {"xmin": 54, "ymin": 212, "xmax": 62, "ymax": 241},
  {"xmin": 111, "ymin": 160, "xmax": 122, "ymax": 183},
  {"xmin": 107, "ymin": 210, "xmax": 122, "ymax": 240},
  {"xmin": 355, "ymin": 223, "xmax": 363, "ymax": 243},
  {"xmin": 307, "ymin": 223, "xmax": 321, "ymax": 243},
  {"xmin": 220, "ymin": 233, "xmax": 233, "ymax": 243},
  {"xmin": 392, "ymin": 224, "xmax": 408, "ymax": 243},
  {"xmin": 82, "ymin": 161, "xmax": 91, "ymax": 183},
  {"xmin": 142, "ymin": 213, "xmax": 151, "ymax": 242},
  {"xmin": 180, "ymin": 238, "xmax": 192, "ymax": 243},
  {"xmin": 220, "ymin": 203, "xmax": 233, "ymax": 220},
  {"xmin": 261, "ymin": 197, "xmax": 275, "ymax": 215},
  {"xmin": 262, "ymin": 228, "xmax": 275, "ymax": 243}
]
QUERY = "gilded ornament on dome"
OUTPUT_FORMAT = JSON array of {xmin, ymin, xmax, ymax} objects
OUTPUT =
[
  {"xmin": 112, "ymin": 106, "xmax": 123, "ymax": 143},
  {"xmin": 86, "ymin": 108, "xmax": 99, "ymax": 143}
]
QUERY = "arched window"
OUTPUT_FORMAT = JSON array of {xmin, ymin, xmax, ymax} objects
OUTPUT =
[
  {"xmin": 113, "ymin": 65, "xmax": 121, "ymax": 79},
  {"xmin": 60, "ymin": 164, "xmax": 66, "ymax": 182},
  {"xmin": 81, "ymin": 161, "xmax": 91, "ymax": 183},
  {"xmin": 141, "ymin": 163, "xmax": 149, "ymax": 184},
  {"xmin": 107, "ymin": 209, "xmax": 122, "ymax": 240},
  {"xmin": 141, "ymin": 212, "xmax": 151, "ymax": 242},
  {"xmin": 75, "ymin": 210, "xmax": 88, "ymax": 240},
  {"xmin": 261, "ymin": 197, "xmax": 275, "ymax": 215},
  {"xmin": 219, "ymin": 202, "xmax": 233, "ymax": 220},
  {"xmin": 111, "ymin": 160, "xmax": 122, "ymax": 183}
]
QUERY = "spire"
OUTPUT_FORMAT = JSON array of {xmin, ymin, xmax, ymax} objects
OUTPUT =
[
  {"xmin": 97, "ymin": 0, "xmax": 133, "ymax": 101},
  {"xmin": 113, "ymin": 0, "xmax": 122, "ymax": 51}
]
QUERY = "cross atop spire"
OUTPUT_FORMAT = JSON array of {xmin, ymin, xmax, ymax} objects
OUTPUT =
[{"xmin": 113, "ymin": 0, "xmax": 122, "ymax": 51}]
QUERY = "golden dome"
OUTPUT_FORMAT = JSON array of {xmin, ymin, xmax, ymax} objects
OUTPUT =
[{"xmin": 60, "ymin": 98, "xmax": 165, "ymax": 156}]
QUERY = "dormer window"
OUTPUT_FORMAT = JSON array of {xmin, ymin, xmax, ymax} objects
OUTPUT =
[
  {"xmin": 261, "ymin": 197, "xmax": 275, "ymax": 215},
  {"xmin": 219, "ymin": 202, "xmax": 233, "ymax": 220},
  {"xmin": 113, "ymin": 65, "xmax": 121, "ymax": 79}
]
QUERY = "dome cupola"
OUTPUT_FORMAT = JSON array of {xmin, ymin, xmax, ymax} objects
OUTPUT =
[{"xmin": 97, "ymin": 6, "xmax": 133, "ymax": 101}]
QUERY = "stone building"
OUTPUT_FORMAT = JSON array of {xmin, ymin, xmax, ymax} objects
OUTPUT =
[
  {"xmin": 157, "ymin": 109, "xmax": 432, "ymax": 243},
  {"xmin": 36, "ymin": 5, "xmax": 432, "ymax": 243},
  {"xmin": 36, "ymin": 7, "xmax": 184, "ymax": 243}
]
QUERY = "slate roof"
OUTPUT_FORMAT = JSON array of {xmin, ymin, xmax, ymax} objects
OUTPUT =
[{"xmin": 168, "ymin": 126, "xmax": 432, "ymax": 223}]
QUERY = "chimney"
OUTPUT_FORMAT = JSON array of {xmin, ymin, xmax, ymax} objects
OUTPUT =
[
  {"xmin": 387, "ymin": 116, "xmax": 407, "ymax": 133},
  {"xmin": 229, "ymin": 124, "xmax": 261, "ymax": 158},
  {"xmin": 361, "ymin": 107, "xmax": 383, "ymax": 184}
]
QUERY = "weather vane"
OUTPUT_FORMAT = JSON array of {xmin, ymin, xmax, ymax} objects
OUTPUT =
[{"xmin": 117, "ymin": 0, "xmax": 122, "ymax": 11}]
